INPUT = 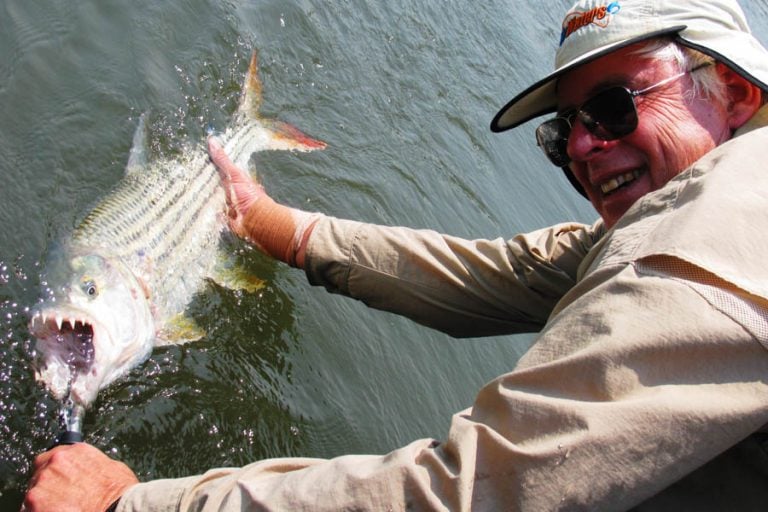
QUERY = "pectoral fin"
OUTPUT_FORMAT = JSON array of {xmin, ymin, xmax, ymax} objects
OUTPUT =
[
  {"xmin": 156, "ymin": 314, "xmax": 206, "ymax": 345},
  {"xmin": 208, "ymin": 264, "xmax": 266, "ymax": 294}
]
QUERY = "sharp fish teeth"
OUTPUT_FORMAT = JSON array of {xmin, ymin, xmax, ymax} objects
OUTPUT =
[{"xmin": 55, "ymin": 315, "xmax": 64, "ymax": 330}]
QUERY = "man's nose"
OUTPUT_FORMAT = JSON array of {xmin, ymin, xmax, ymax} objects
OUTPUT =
[{"xmin": 566, "ymin": 119, "xmax": 619, "ymax": 163}]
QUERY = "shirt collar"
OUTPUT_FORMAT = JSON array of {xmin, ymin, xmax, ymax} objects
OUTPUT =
[{"xmin": 734, "ymin": 103, "xmax": 768, "ymax": 137}]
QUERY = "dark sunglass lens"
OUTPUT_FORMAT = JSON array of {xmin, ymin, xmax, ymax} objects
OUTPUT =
[
  {"xmin": 536, "ymin": 118, "xmax": 571, "ymax": 166},
  {"xmin": 580, "ymin": 87, "xmax": 638, "ymax": 140}
]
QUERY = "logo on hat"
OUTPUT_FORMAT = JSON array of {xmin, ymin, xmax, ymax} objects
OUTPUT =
[{"xmin": 560, "ymin": 1, "xmax": 622, "ymax": 45}]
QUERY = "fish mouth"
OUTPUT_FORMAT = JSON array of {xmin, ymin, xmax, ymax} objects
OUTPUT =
[{"xmin": 30, "ymin": 309, "xmax": 99, "ymax": 376}]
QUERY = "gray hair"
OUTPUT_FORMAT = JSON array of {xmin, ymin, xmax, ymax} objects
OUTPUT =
[{"xmin": 633, "ymin": 39, "xmax": 727, "ymax": 105}]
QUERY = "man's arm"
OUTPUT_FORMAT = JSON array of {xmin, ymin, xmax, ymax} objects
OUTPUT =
[
  {"xmin": 209, "ymin": 136, "xmax": 598, "ymax": 336},
  {"xmin": 111, "ymin": 262, "xmax": 768, "ymax": 510},
  {"xmin": 208, "ymin": 136, "xmax": 321, "ymax": 267},
  {"xmin": 304, "ymin": 216, "xmax": 596, "ymax": 336},
  {"xmin": 25, "ymin": 248, "xmax": 768, "ymax": 511}
]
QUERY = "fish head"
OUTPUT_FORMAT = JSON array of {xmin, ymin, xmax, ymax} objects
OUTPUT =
[{"xmin": 30, "ymin": 250, "xmax": 155, "ymax": 406}]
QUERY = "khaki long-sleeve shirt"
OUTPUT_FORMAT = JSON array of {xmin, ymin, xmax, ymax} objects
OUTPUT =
[{"xmin": 119, "ymin": 117, "xmax": 768, "ymax": 510}]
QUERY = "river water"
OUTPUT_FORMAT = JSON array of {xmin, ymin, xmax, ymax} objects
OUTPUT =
[{"xmin": 2, "ymin": 0, "xmax": 768, "ymax": 507}]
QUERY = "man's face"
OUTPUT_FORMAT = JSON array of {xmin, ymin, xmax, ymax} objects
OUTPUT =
[{"xmin": 559, "ymin": 43, "xmax": 732, "ymax": 228}]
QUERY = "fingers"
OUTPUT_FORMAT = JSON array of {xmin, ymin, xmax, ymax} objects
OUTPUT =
[
  {"xmin": 208, "ymin": 136, "xmax": 247, "ymax": 228},
  {"xmin": 32, "ymin": 449, "xmax": 54, "ymax": 471},
  {"xmin": 208, "ymin": 136, "xmax": 247, "ymax": 184},
  {"xmin": 207, "ymin": 135, "xmax": 227, "ymax": 170},
  {"xmin": 24, "ymin": 444, "xmax": 139, "ymax": 512},
  {"xmin": 208, "ymin": 134, "xmax": 267, "ymax": 205}
]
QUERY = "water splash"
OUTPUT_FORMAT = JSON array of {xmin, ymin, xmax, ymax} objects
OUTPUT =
[{"xmin": 0, "ymin": 255, "xmax": 59, "ymax": 508}]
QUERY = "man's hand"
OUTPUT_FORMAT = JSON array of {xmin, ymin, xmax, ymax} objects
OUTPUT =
[
  {"xmin": 208, "ymin": 135, "xmax": 267, "ymax": 241},
  {"xmin": 23, "ymin": 443, "xmax": 139, "ymax": 512},
  {"xmin": 207, "ymin": 135, "xmax": 321, "ymax": 267}
]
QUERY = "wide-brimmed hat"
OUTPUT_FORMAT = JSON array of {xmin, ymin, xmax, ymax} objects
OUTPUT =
[{"xmin": 491, "ymin": 0, "xmax": 768, "ymax": 132}]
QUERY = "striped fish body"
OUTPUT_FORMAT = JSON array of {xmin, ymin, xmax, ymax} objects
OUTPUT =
[
  {"xmin": 29, "ymin": 52, "xmax": 325, "ymax": 407},
  {"xmin": 73, "ymin": 150, "xmax": 227, "ymax": 329}
]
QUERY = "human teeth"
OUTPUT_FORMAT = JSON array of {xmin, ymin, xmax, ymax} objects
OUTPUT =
[{"xmin": 601, "ymin": 170, "xmax": 642, "ymax": 194}]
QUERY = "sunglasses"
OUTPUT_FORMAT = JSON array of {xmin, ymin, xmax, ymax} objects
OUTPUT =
[{"xmin": 535, "ymin": 63, "xmax": 712, "ymax": 167}]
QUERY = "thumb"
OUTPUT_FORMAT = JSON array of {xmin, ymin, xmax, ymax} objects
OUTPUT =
[{"xmin": 207, "ymin": 135, "xmax": 236, "ymax": 181}]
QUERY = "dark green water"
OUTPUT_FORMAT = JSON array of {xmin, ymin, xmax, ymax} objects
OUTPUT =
[{"xmin": 2, "ymin": 0, "xmax": 768, "ymax": 508}]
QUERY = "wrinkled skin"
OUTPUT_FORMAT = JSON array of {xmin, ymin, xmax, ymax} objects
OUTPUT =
[
  {"xmin": 25, "ymin": 41, "xmax": 765, "ymax": 512},
  {"xmin": 23, "ymin": 443, "xmax": 138, "ymax": 512},
  {"xmin": 560, "ymin": 43, "xmax": 761, "ymax": 228}
]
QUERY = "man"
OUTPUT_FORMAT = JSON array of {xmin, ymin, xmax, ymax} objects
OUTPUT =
[{"xmin": 24, "ymin": 0, "xmax": 768, "ymax": 510}]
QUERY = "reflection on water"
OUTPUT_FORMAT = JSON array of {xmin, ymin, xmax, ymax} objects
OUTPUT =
[
  {"xmin": 0, "ymin": 256, "xmax": 52, "ymax": 507},
  {"xmin": 0, "ymin": 30, "xmax": 316, "ymax": 505},
  {"xmin": 4, "ymin": 1, "xmax": 766, "ymax": 509},
  {"xmin": 90, "ymin": 252, "xmax": 308, "ymax": 480},
  {"xmin": 0, "ymin": 246, "xmax": 308, "ymax": 507}
]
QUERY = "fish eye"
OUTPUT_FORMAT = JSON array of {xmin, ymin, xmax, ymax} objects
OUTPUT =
[{"xmin": 82, "ymin": 280, "xmax": 98, "ymax": 298}]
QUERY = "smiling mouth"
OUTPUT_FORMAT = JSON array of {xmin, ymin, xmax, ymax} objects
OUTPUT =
[{"xmin": 600, "ymin": 169, "xmax": 643, "ymax": 195}]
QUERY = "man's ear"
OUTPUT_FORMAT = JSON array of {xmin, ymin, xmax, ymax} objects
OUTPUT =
[{"xmin": 717, "ymin": 62, "xmax": 763, "ymax": 130}]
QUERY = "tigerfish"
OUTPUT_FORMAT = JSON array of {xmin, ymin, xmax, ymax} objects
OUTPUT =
[{"xmin": 29, "ymin": 51, "xmax": 325, "ymax": 407}]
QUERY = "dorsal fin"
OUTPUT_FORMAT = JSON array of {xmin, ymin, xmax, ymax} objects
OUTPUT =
[
  {"xmin": 237, "ymin": 51, "xmax": 262, "ymax": 119},
  {"xmin": 125, "ymin": 113, "xmax": 149, "ymax": 176}
]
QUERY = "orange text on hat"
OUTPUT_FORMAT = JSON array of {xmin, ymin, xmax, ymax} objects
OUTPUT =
[{"xmin": 560, "ymin": 1, "xmax": 622, "ymax": 45}]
